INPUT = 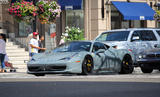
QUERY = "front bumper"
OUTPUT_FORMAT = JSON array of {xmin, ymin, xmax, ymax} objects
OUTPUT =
[
  {"xmin": 137, "ymin": 58, "xmax": 160, "ymax": 64},
  {"xmin": 137, "ymin": 58, "xmax": 160, "ymax": 68},
  {"xmin": 27, "ymin": 62, "xmax": 82, "ymax": 74}
]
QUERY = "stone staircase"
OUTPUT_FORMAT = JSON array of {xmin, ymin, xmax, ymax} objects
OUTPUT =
[{"xmin": 5, "ymin": 39, "xmax": 29, "ymax": 72}]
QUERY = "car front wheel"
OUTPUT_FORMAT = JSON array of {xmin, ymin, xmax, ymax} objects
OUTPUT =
[
  {"xmin": 119, "ymin": 55, "xmax": 134, "ymax": 74},
  {"xmin": 140, "ymin": 66, "xmax": 153, "ymax": 73},
  {"xmin": 82, "ymin": 56, "xmax": 93, "ymax": 75}
]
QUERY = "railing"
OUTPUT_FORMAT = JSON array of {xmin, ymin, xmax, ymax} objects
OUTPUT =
[{"xmin": 8, "ymin": 33, "xmax": 32, "ymax": 51}]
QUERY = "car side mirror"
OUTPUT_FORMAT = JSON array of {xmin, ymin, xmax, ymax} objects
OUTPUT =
[
  {"xmin": 131, "ymin": 36, "xmax": 140, "ymax": 42},
  {"xmin": 95, "ymin": 49, "xmax": 105, "ymax": 55}
]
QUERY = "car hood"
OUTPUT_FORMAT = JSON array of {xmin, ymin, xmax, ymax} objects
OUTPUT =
[
  {"xmin": 140, "ymin": 48, "xmax": 160, "ymax": 55},
  {"xmin": 30, "ymin": 52, "xmax": 80, "ymax": 62}
]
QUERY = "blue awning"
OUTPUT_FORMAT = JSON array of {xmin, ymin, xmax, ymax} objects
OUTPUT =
[
  {"xmin": 58, "ymin": 0, "xmax": 82, "ymax": 10},
  {"xmin": 112, "ymin": 1, "xmax": 155, "ymax": 20}
]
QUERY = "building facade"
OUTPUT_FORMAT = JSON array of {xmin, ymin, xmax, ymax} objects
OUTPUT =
[{"xmin": 0, "ymin": 0, "xmax": 160, "ymax": 49}]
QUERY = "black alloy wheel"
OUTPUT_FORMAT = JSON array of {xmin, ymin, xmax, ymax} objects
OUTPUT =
[
  {"xmin": 140, "ymin": 66, "xmax": 153, "ymax": 73},
  {"xmin": 119, "ymin": 55, "xmax": 134, "ymax": 74},
  {"xmin": 82, "ymin": 56, "xmax": 93, "ymax": 75}
]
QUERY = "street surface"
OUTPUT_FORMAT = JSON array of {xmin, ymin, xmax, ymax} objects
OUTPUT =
[{"xmin": 0, "ymin": 68, "xmax": 160, "ymax": 97}]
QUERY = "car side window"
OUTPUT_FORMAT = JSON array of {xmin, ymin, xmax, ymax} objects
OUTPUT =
[
  {"xmin": 131, "ymin": 31, "xmax": 141, "ymax": 42},
  {"xmin": 140, "ymin": 30, "xmax": 157, "ymax": 41},
  {"xmin": 92, "ymin": 42, "xmax": 106, "ymax": 53},
  {"xmin": 131, "ymin": 30, "xmax": 157, "ymax": 42}
]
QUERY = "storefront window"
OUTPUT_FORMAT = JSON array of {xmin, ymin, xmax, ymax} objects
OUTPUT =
[
  {"xmin": 19, "ymin": 22, "xmax": 32, "ymax": 37},
  {"xmin": 66, "ymin": 10, "xmax": 84, "ymax": 29}
]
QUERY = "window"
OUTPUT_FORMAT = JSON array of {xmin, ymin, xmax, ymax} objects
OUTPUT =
[
  {"xmin": 53, "ymin": 41, "xmax": 91, "ymax": 52},
  {"xmin": 19, "ymin": 22, "xmax": 32, "ymax": 37},
  {"xmin": 66, "ymin": 10, "xmax": 84, "ymax": 29},
  {"xmin": 92, "ymin": 42, "xmax": 106, "ymax": 53},
  {"xmin": 96, "ymin": 31, "xmax": 130, "ymax": 41},
  {"xmin": 133, "ymin": 30, "xmax": 157, "ymax": 41}
]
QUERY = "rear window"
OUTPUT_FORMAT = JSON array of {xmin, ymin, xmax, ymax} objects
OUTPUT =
[{"xmin": 96, "ymin": 31, "xmax": 130, "ymax": 41}]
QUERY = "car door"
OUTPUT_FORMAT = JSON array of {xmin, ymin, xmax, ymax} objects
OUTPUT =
[
  {"xmin": 92, "ymin": 42, "xmax": 106, "ymax": 71},
  {"xmin": 130, "ymin": 31, "xmax": 143, "ymax": 59},
  {"xmin": 104, "ymin": 46, "xmax": 119, "ymax": 71}
]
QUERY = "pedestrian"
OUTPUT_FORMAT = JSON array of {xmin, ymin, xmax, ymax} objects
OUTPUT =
[
  {"xmin": 38, "ymin": 35, "xmax": 46, "ymax": 53},
  {"xmin": 29, "ymin": 32, "xmax": 45, "ymax": 57},
  {"xmin": 0, "ymin": 33, "xmax": 6, "ymax": 73}
]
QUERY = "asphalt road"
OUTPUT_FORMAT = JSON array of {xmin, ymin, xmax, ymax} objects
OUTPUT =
[
  {"xmin": 0, "ymin": 68, "xmax": 160, "ymax": 97},
  {"xmin": 0, "ymin": 81, "xmax": 160, "ymax": 97}
]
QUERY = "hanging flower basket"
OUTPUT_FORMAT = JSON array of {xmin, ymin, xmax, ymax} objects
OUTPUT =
[
  {"xmin": 8, "ymin": 0, "xmax": 38, "ymax": 23},
  {"xmin": 36, "ymin": 0, "xmax": 61, "ymax": 24}
]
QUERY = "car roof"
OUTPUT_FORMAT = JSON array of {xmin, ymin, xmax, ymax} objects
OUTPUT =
[
  {"xmin": 101, "ymin": 28, "xmax": 160, "ymax": 34},
  {"xmin": 68, "ymin": 40, "xmax": 106, "ymax": 44}
]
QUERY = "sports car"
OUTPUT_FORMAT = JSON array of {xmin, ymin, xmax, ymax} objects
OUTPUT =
[{"xmin": 27, "ymin": 41, "xmax": 134, "ymax": 76}]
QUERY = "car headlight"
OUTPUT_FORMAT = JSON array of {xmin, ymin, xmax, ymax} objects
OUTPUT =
[{"xmin": 139, "ymin": 55, "xmax": 146, "ymax": 59}]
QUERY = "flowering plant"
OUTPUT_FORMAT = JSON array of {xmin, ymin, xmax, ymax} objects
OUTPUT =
[
  {"xmin": 36, "ymin": 0, "xmax": 61, "ymax": 24},
  {"xmin": 61, "ymin": 26, "xmax": 84, "ymax": 42},
  {"xmin": 8, "ymin": 0, "xmax": 38, "ymax": 23}
]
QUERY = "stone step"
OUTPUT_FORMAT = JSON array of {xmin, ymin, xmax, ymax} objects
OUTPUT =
[
  {"xmin": 7, "ymin": 52, "xmax": 29, "ymax": 56},
  {"xmin": 6, "ymin": 49, "xmax": 26, "ymax": 53},
  {"xmin": 6, "ymin": 42, "xmax": 15, "ymax": 46},
  {"xmin": 8, "ymin": 57, "xmax": 29, "ymax": 61},
  {"xmin": 12, "ymin": 64, "xmax": 27, "ymax": 69},
  {"xmin": 6, "ymin": 46, "xmax": 20, "ymax": 49},
  {"xmin": 9, "ymin": 61, "xmax": 26, "ymax": 65},
  {"xmin": 5, "ymin": 68, "xmax": 27, "ymax": 73}
]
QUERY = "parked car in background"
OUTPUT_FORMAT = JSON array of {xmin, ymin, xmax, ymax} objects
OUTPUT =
[
  {"xmin": 27, "ymin": 41, "xmax": 134, "ymax": 76},
  {"xmin": 137, "ymin": 44, "xmax": 160, "ymax": 73},
  {"xmin": 95, "ymin": 28, "xmax": 160, "ymax": 66}
]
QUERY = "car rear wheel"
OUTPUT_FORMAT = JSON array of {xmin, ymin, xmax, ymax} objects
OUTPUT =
[
  {"xmin": 140, "ymin": 66, "xmax": 153, "ymax": 73},
  {"xmin": 34, "ymin": 73, "xmax": 45, "ymax": 76},
  {"xmin": 82, "ymin": 56, "xmax": 93, "ymax": 75},
  {"xmin": 119, "ymin": 55, "xmax": 134, "ymax": 74}
]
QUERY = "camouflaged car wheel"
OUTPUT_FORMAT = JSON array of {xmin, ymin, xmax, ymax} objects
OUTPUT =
[
  {"xmin": 82, "ymin": 56, "xmax": 93, "ymax": 75},
  {"xmin": 119, "ymin": 55, "xmax": 134, "ymax": 74}
]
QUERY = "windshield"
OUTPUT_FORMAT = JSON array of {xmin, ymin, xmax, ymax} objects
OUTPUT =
[
  {"xmin": 53, "ymin": 41, "xmax": 91, "ymax": 52},
  {"xmin": 96, "ymin": 31, "xmax": 130, "ymax": 41}
]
